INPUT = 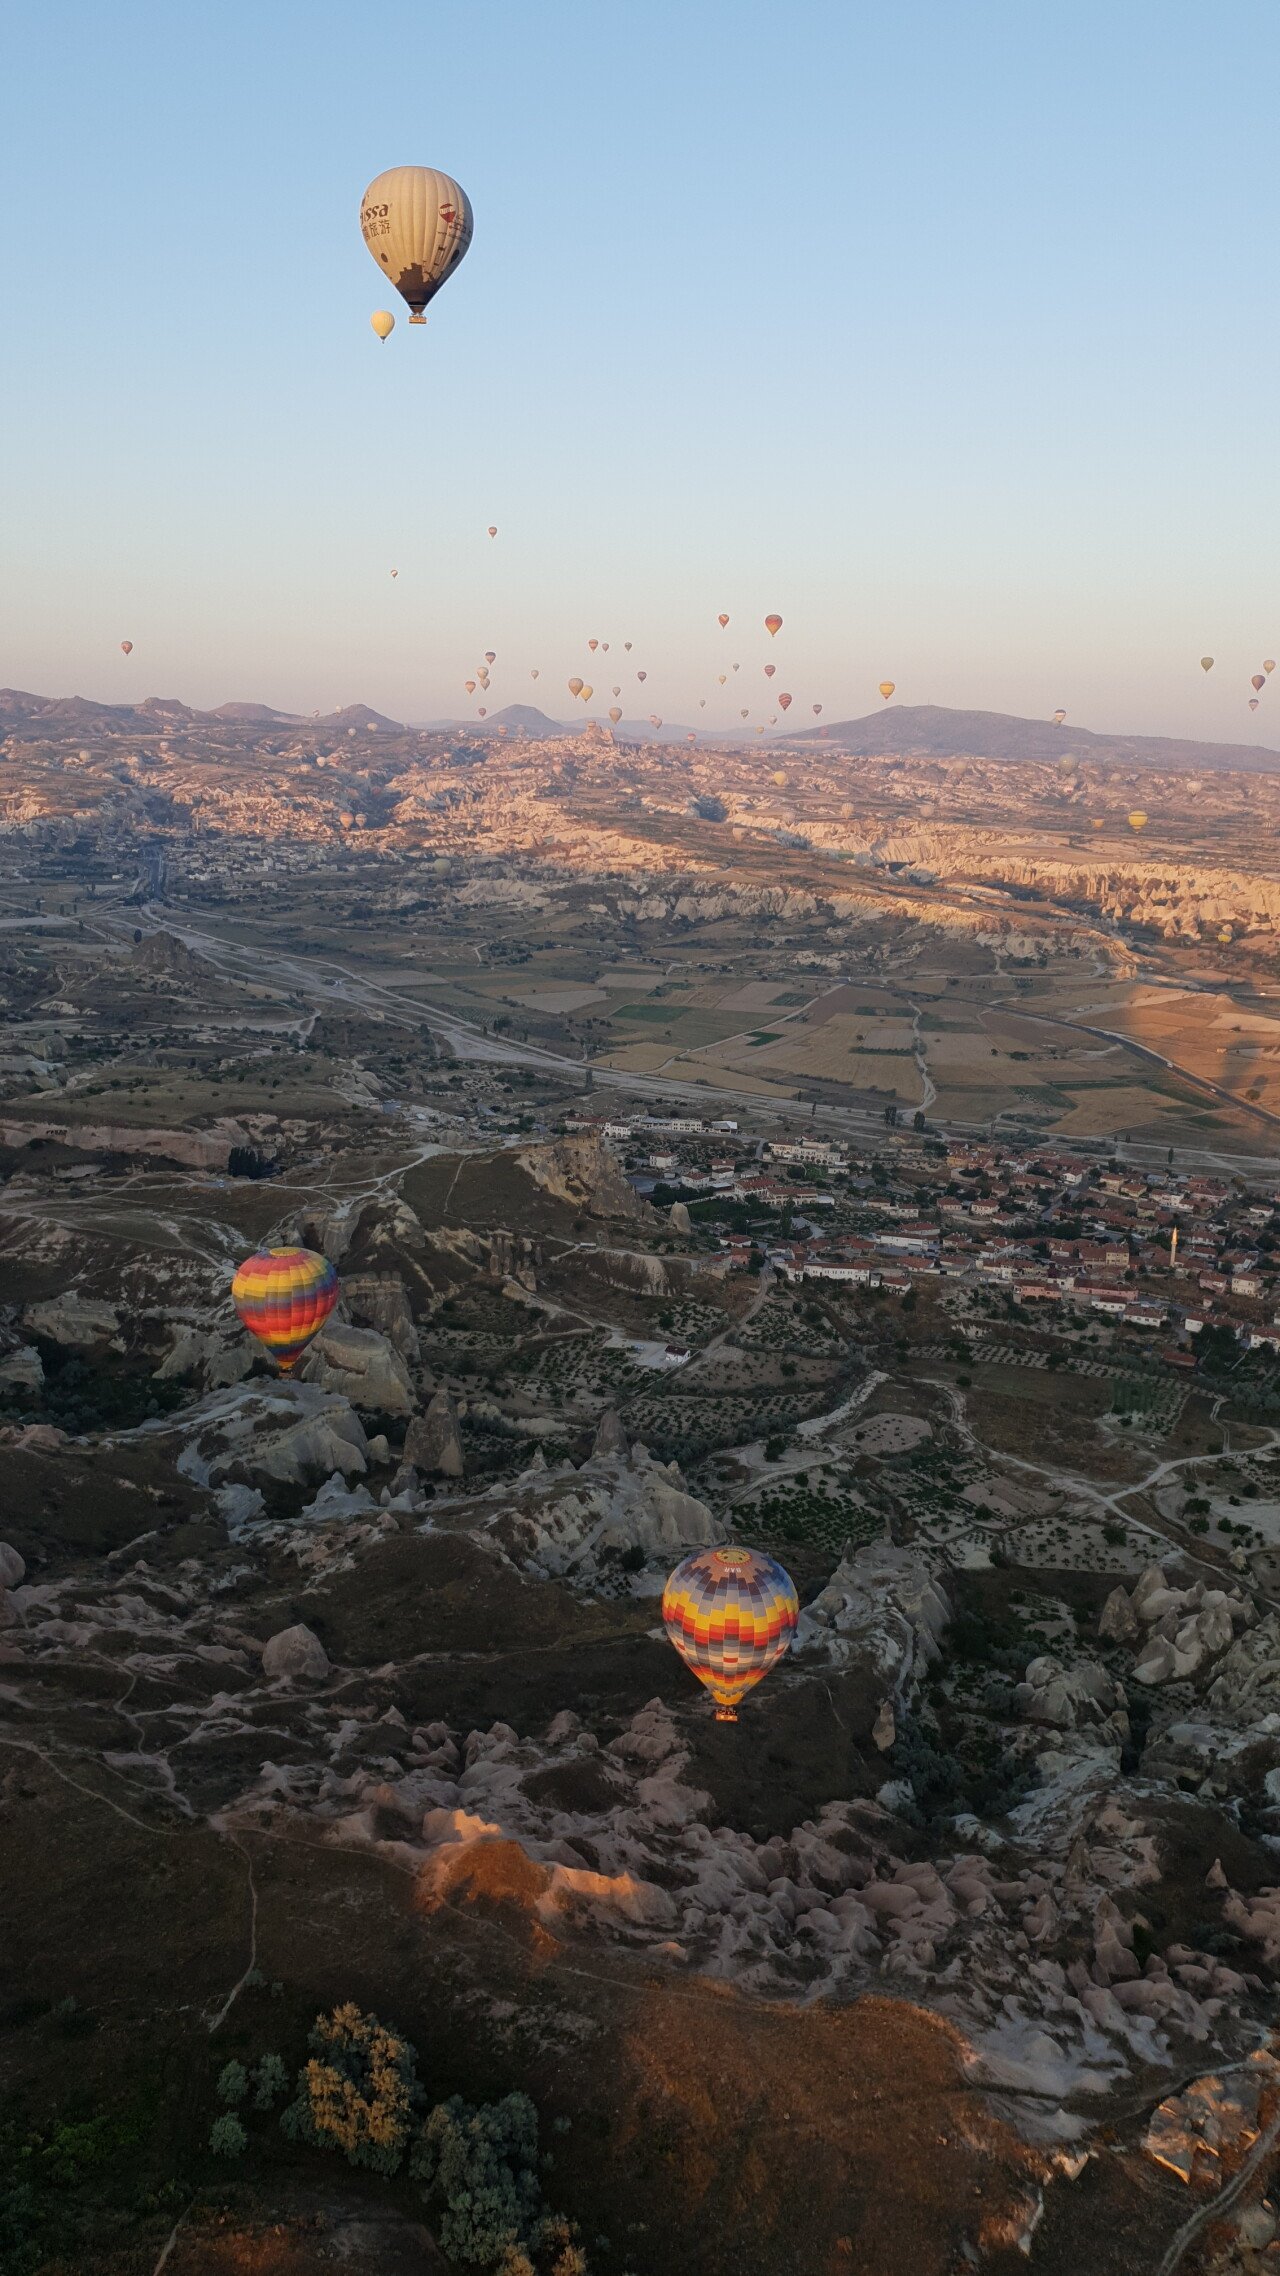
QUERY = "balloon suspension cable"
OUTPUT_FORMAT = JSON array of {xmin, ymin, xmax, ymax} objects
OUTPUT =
[{"xmin": 714, "ymin": 1708, "xmax": 738, "ymax": 1723}]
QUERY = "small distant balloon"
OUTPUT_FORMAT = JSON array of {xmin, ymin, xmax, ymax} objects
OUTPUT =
[
  {"xmin": 390, "ymin": 568, "xmax": 398, "ymax": 578},
  {"xmin": 764, "ymin": 614, "xmax": 783, "ymax": 638},
  {"xmin": 580, "ymin": 684, "xmax": 593, "ymax": 702},
  {"xmin": 530, "ymin": 669, "xmax": 540, "ymax": 680},
  {"xmin": 1127, "ymin": 809, "xmax": 1148, "ymax": 830},
  {"xmin": 764, "ymin": 664, "xmax": 776, "ymax": 678},
  {"xmin": 568, "ymin": 677, "xmax": 584, "ymax": 696},
  {"xmin": 1250, "ymin": 697, "xmax": 1260, "ymax": 711},
  {"xmin": 485, "ymin": 651, "xmax": 496, "ymax": 664},
  {"xmin": 1252, "ymin": 674, "xmax": 1266, "ymax": 692},
  {"xmin": 478, "ymin": 706, "xmax": 487, "ymax": 716},
  {"xmin": 718, "ymin": 674, "xmax": 727, "ymax": 686},
  {"xmin": 878, "ymin": 681, "xmax": 895, "ymax": 701},
  {"xmin": 488, "ymin": 525, "xmax": 497, "ymax": 537},
  {"xmin": 740, "ymin": 708, "xmax": 749, "ymax": 719},
  {"xmin": 637, "ymin": 670, "xmax": 647, "ymax": 683},
  {"xmin": 120, "ymin": 640, "xmax": 133, "ymax": 655},
  {"xmin": 732, "ymin": 663, "xmax": 740, "ymax": 673},
  {"xmin": 1052, "ymin": 708, "xmax": 1066, "ymax": 724},
  {"xmin": 464, "ymin": 679, "xmax": 476, "ymax": 693},
  {"xmin": 612, "ymin": 685, "xmax": 621, "ymax": 696},
  {"xmin": 371, "ymin": 309, "xmax": 395, "ymax": 341},
  {"xmin": 601, "ymin": 642, "xmax": 610, "ymax": 652},
  {"xmin": 608, "ymin": 706, "xmax": 622, "ymax": 722},
  {"xmin": 1266, "ymin": 660, "xmax": 1276, "ymax": 675},
  {"xmin": 1200, "ymin": 656, "xmax": 1214, "ymax": 672},
  {"xmin": 812, "ymin": 703, "xmax": 822, "ymax": 715},
  {"xmin": 624, "ymin": 641, "xmax": 633, "ymax": 651},
  {"xmin": 649, "ymin": 714, "xmax": 662, "ymax": 728},
  {"xmin": 588, "ymin": 639, "xmax": 598, "ymax": 652},
  {"xmin": 777, "ymin": 692, "xmax": 792, "ymax": 710},
  {"xmin": 718, "ymin": 613, "xmax": 730, "ymax": 628},
  {"xmin": 699, "ymin": 698, "xmax": 707, "ymax": 707}
]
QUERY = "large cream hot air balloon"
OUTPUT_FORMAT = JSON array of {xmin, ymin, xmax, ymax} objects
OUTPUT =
[
  {"xmin": 360, "ymin": 168, "xmax": 473, "ymax": 324},
  {"xmin": 371, "ymin": 309, "xmax": 395, "ymax": 341},
  {"xmin": 878, "ymin": 681, "xmax": 895, "ymax": 701}
]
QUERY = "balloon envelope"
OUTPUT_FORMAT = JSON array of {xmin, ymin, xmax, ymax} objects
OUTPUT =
[
  {"xmin": 663, "ymin": 1546, "xmax": 798, "ymax": 1718},
  {"xmin": 120, "ymin": 640, "xmax": 133, "ymax": 655},
  {"xmin": 1252, "ymin": 675, "xmax": 1266, "ymax": 691},
  {"xmin": 718, "ymin": 613, "xmax": 730, "ymax": 628},
  {"xmin": 1250, "ymin": 698, "xmax": 1260, "ymax": 711},
  {"xmin": 1128, "ymin": 810, "xmax": 1148, "ymax": 829},
  {"xmin": 1052, "ymin": 709, "xmax": 1066, "ymax": 724},
  {"xmin": 487, "ymin": 525, "xmax": 497, "ymax": 537},
  {"xmin": 778, "ymin": 692, "xmax": 792, "ymax": 710},
  {"xmin": 1266, "ymin": 661, "xmax": 1276, "ymax": 674},
  {"xmin": 588, "ymin": 640, "xmax": 598, "ymax": 652},
  {"xmin": 1200, "ymin": 656, "xmax": 1214, "ymax": 672},
  {"xmin": 484, "ymin": 651, "xmax": 496, "ymax": 664},
  {"xmin": 371, "ymin": 309, "xmax": 395, "ymax": 340},
  {"xmin": 360, "ymin": 167, "xmax": 473, "ymax": 321},
  {"xmin": 608, "ymin": 707, "xmax": 622, "ymax": 722},
  {"xmin": 878, "ymin": 681, "xmax": 895, "ymax": 701},
  {"xmin": 637, "ymin": 670, "xmax": 647, "ymax": 682},
  {"xmin": 764, "ymin": 614, "xmax": 783, "ymax": 637},
  {"xmin": 568, "ymin": 678, "xmax": 584, "ymax": 696},
  {"xmin": 232, "ymin": 1247, "xmax": 339, "ymax": 1373},
  {"xmin": 764, "ymin": 664, "xmax": 776, "ymax": 678}
]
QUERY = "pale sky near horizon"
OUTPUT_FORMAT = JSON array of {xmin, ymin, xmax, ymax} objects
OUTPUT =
[{"xmin": 4, "ymin": 1, "xmax": 1280, "ymax": 746}]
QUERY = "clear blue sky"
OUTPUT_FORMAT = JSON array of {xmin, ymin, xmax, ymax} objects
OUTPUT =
[{"xmin": 4, "ymin": 0, "xmax": 1280, "ymax": 743}]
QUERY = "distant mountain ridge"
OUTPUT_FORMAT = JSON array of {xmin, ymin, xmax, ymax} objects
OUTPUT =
[
  {"xmin": 0, "ymin": 690, "xmax": 404, "ymax": 735},
  {"xmin": 786, "ymin": 702, "xmax": 1280, "ymax": 774}
]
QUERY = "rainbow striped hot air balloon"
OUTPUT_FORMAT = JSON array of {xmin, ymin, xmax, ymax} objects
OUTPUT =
[
  {"xmin": 662, "ymin": 1545, "xmax": 798, "ymax": 1721},
  {"xmin": 231, "ymin": 1247, "xmax": 339, "ymax": 1373}
]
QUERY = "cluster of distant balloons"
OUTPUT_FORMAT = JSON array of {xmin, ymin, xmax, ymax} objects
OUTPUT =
[
  {"xmin": 231, "ymin": 1245, "xmax": 797, "ymax": 1720},
  {"xmin": 1199, "ymin": 653, "xmax": 1274, "ymax": 711}
]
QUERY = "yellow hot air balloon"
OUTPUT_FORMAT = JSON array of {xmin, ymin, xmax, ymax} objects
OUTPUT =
[
  {"xmin": 1200, "ymin": 656, "xmax": 1214, "ymax": 672},
  {"xmin": 1091, "ymin": 817, "xmax": 1104, "ymax": 829},
  {"xmin": 360, "ymin": 167, "xmax": 473, "ymax": 324},
  {"xmin": 608, "ymin": 706, "xmax": 622, "ymax": 723},
  {"xmin": 568, "ymin": 677, "xmax": 583, "ymax": 696},
  {"xmin": 878, "ymin": 681, "xmax": 895, "ymax": 701},
  {"xmin": 772, "ymin": 769, "xmax": 787, "ymax": 787},
  {"xmin": 764, "ymin": 614, "xmax": 783, "ymax": 637},
  {"xmin": 718, "ymin": 613, "xmax": 730, "ymax": 628},
  {"xmin": 1218, "ymin": 925, "xmax": 1234, "ymax": 943},
  {"xmin": 371, "ymin": 309, "xmax": 395, "ymax": 341},
  {"xmin": 581, "ymin": 684, "xmax": 593, "ymax": 701},
  {"xmin": 1128, "ymin": 809, "xmax": 1148, "ymax": 830},
  {"xmin": 120, "ymin": 640, "xmax": 133, "ymax": 655},
  {"xmin": 1266, "ymin": 660, "xmax": 1276, "ymax": 675}
]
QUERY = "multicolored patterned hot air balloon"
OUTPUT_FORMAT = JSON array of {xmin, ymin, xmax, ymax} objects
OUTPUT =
[
  {"xmin": 231, "ymin": 1247, "xmax": 339, "ymax": 1373},
  {"xmin": 662, "ymin": 1545, "xmax": 799, "ymax": 1721}
]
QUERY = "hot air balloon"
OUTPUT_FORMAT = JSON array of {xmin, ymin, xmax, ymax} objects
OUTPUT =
[
  {"xmin": 1250, "ymin": 698, "xmax": 1260, "ymax": 711},
  {"xmin": 371, "ymin": 310, "xmax": 395, "ymax": 341},
  {"xmin": 611, "ymin": 685, "xmax": 621, "ymax": 697},
  {"xmin": 530, "ymin": 669, "xmax": 540, "ymax": 680},
  {"xmin": 812, "ymin": 703, "xmax": 822, "ymax": 716},
  {"xmin": 581, "ymin": 685, "xmax": 593, "ymax": 701},
  {"xmin": 624, "ymin": 641, "xmax": 632, "ymax": 651},
  {"xmin": 488, "ymin": 526, "xmax": 497, "ymax": 537},
  {"xmin": 390, "ymin": 568, "xmax": 399, "ymax": 578},
  {"xmin": 1128, "ymin": 810, "xmax": 1148, "ymax": 830},
  {"xmin": 687, "ymin": 732, "xmax": 696, "ymax": 743},
  {"xmin": 360, "ymin": 167, "xmax": 473, "ymax": 324},
  {"xmin": 1252, "ymin": 674, "xmax": 1266, "ymax": 692},
  {"xmin": 718, "ymin": 674, "xmax": 727, "ymax": 686},
  {"xmin": 1266, "ymin": 660, "xmax": 1276, "ymax": 675},
  {"xmin": 879, "ymin": 682, "xmax": 895, "ymax": 701},
  {"xmin": 778, "ymin": 693, "xmax": 792, "ymax": 710},
  {"xmin": 1218, "ymin": 926, "xmax": 1234, "ymax": 944},
  {"xmin": 740, "ymin": 708, "xmax": 749, "ymax": 719},
  {"xmin": 464, "ymin": 679, "xmax": 476, "ymax": 693},
  {"xmin": 568, "ymin": 678, "xmax": 584, "ymax": 697},
  {"xmin": 699, "ymin": 699, "xmax": 707, "ymax": 707},
  {"xmin": 649, "ymin": 715, "xmax": 662, "ymax": 729},
  {"xmin": 120, "ymin": 641, "xmax": 133, "ymax": 656},
  {"xmin": 609, "ymin": 707, "xmax": 622, "ymax": 723},
  {"xmin": 1200, "ymin": 657, "xmax": 1214, "ymax": 672},
  {"xmin": 232, "ymin": 1247, "xmax": 339, "ymax": 1374},
  {"xmin": 588, "ymin": 640, "xmax": 598, "ymax": 652},
  {"xmin": 1091, "ymin": 817, "xmax": 1104, "ymax": 829},
  {"xmin": 718, "ymin": 614, "xmax": 730, "ymax": 628},
  {"xmin": 764, "ymin": 614, "xmax": 783, "ymax": 638},
  {"xmin": 478, "ymin": 706, "xmax": 487, "ymax": 717},
  {"xmin": 485, "ymin": 651, "xmax": 496, "ymax": 664},
  {"xmin": 772, "ymin": 770, "xmax": 787, "ymax": 787},
  {"xmin": 732, "ymin": 663, "xmax": 740, "ymax": 673},
  {"xmin": 660, "ymin": 1538, "xmax": 801, "ymax": 1729},
  {"xmin": 601, "ymin": 643, "xmax": 610, "ymax": 652},
  {"xmin": 764, "ymin": 664, "xmax": 776, "ymax": 679},
  {"xmin": 637, "ymin": 670, "xmax": 647, "ymax": 682},
  {"xmin": 1052, "ymin": 708, "xmax": 1066, "ymax": 725}
]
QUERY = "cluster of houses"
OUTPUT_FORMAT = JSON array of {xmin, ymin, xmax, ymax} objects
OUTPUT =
[{"xmin": 562, "ymin": 1107, "xmax": 1280, "ymax": 1358}]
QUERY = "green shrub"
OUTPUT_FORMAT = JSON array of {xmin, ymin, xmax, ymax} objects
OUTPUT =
[
  {"xmin": 253, "ymin": 2053, "xmax": 289, "ymax": 2110},
  {"xmin": 209, "ymin": 2114, "xmax": 246, "ymax": 2160},
  {"xmin": 216, "ymin": 2061, "xmax": 248, "ymax": 2107},
  {"xmin": 280, "ymin": 2004, "xmax": 420, "ymax": 2175},
  {"xmin": 411, "ymin": 2092, "xmax": 543, "ymax": 2264}
]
